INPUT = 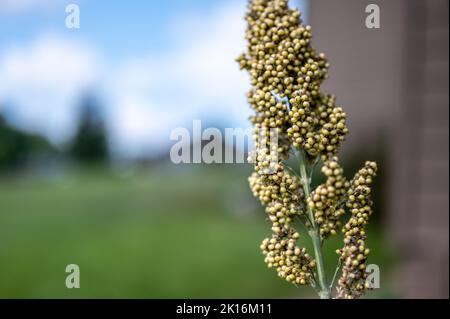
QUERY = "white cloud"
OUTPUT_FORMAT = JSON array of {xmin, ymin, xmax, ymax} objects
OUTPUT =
[
  {"xmin": 0, "ymin": 35, "xmax": 98, "ymax": 92},
  {"xmin": 168, "ymin": 1, "xmax": 250, "ymax": 107},
  {"xmin": 0, "ymin": 34, "xmax": 100, "ymax": 143},
  {"xmin": 106, "ymin": 0, "xmax": 253, "ymax": 157}
]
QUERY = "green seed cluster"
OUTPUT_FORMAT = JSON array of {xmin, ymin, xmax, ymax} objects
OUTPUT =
[
  {"xmin": 307, "ymin": 157, "xmax": 350, "ymax": 238},
  {"xmin": 336, "ymin": 161, "xmax": 377, "ymax": 299},
  {"xmin": 248, "ymin": 161, "xmax": 315, "ymax": 285},
  {"xmin": 249, "ymin": 167, "xmax": 303, "ymax": 236},
  {"xmin": 237, "ymin": 0, "xmax": 348, "ymax": 160},
  {"xmin": 260, "ymin": 235, "xmax": 315, "ymax": 285},
  {"xmin": 288, "ymin": 94, "xmax": 348, "ymax": 160}
]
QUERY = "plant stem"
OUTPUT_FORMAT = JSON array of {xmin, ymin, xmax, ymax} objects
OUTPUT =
[
  {"xmin": 298, "ymin": 150, "xmax": 331, "ymax": 299},
  {"xmin": 330, "ymin": 259, "xmax": 342, "ymax": 290}
]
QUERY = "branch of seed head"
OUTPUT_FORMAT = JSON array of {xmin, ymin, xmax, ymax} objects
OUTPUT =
[
  {"xmin": 259, "ymin": 201, "xmax": 318, "ymax": 287},
  {"xmin": 307, "ymin": 157, "xmax": 350, "ymax": 239},
  {"xmin": 260, "ymin": 233, "xmax": 316, "ymax": 286},
  {"xmin": 249, "ymin": 168, "xmax": 306, "ymax": 234},
  {"xmin": 288, "ymin": 93, "xmax": 349, "ymax": 161},
  {"xmin": 250, "ymin": 158, "xmax": 317, "ymax": 286},
  {"xmin": 336, "ymin": 161, "xmax": 377, "ymax": 299}
]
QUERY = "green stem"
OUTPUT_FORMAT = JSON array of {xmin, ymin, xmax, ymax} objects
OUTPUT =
[
  {"xmin": 298, "ymin": 150, "xmax": 331, "ymax": 299},
  {"xmin": 330, "ymin": 259, "xmax": 342, "ymax": 290}
]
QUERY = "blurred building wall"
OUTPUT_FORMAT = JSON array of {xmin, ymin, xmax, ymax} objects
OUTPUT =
[{"xmin": 308, "ymin": 0, "xmax": 449, "ymax": 298}]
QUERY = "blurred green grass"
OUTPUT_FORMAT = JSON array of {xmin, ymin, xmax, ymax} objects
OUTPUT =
[{"xmin": 0, "ymin": 165, "xmax": 394, "ymax": 298}]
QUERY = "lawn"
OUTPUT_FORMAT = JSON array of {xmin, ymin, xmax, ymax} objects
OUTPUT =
[{"xmin": 0, "ymin": 164, "xmax": 394, "ymax": 298}]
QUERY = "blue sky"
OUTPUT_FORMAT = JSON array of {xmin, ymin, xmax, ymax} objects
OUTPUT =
[
  {"xmin": 0, "ymin": 0, "xmax": 308, "ymax": 157},
  {"xmin": 1, "ymin": 1, "xmax": 225, "ymax": 60}
]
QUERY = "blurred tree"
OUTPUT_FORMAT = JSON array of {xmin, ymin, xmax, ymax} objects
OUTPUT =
[
  {"xmin": 69, "ymin": 94, "xmax": 109, "ymax": 164},
  {"xmin": 0, "ymin": 113, "xmax": 55, "ymax": 170}
]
